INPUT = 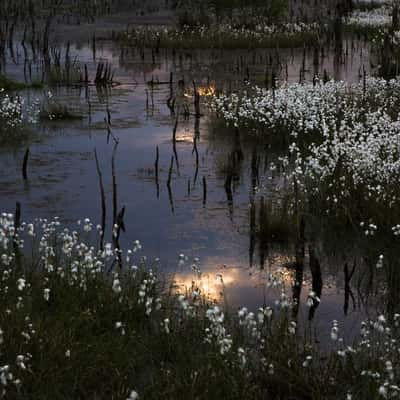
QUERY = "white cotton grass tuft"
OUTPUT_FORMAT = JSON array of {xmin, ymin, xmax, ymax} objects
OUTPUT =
[
  {"xmin": 0, "ymin": 213, "xmax": 399, "ymax": 398},
  {"xmin": 210, "ymin": 76, "xmax": 400, "ymax": 209},
  {"xmin": 127, "ymin": 390, "xmax": 139, "ymax": 400}
]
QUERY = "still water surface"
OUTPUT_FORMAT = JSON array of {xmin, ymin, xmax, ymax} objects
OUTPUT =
[{"xmin": 0, "ymin": 31, "xmax": 376, "ymax": 340}]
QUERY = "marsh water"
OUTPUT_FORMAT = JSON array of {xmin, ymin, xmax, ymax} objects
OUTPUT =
[{"xmin": 0, "ymin": 19, "xmax": 379, "ymax": 340}]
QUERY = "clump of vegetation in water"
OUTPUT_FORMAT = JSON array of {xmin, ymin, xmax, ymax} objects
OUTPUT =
[
  {"xmin": 0, "ymin": 213, "xmax": 400, "ymax": 399},
  {"xmin": 117, "ymin": 21, "xmax": 321, "ymax": 50},
  {"xmin": 210, "ymin": 75, "xmax": 400, "ymax": 314},
  {"xmin": 39, "ymin": 92, "xmax": 83, "ymax": 121},
  {"xmin": 344, "ymin": 6, "xmax": 392, "ymax": 34},
  {"xmin": 44, "ymin": 46, "xmax": 87, "ymax": 87},
  {"xmin": 0, "ymin": 0, "xmax": 118, "ymax": 21},
  {"xmin": 370, "ymin": 23, "xmax": 400, "ymax": 77},
  {"xmin": 116, "ymin": 0, "xmax": 323, "ymax": 49},
  {"xmin": 209, "ymin": 76, "xmax": 400, "ymax": 215},
  {"xmin": 0, "ymin": 86, "xmax": 83, "ymax": 144},
  {"xmin": 0, "ymin": 89, "xmax": 40, "ymax": 145},
  {"xmin": 174, "ymin": 0, "xmax": 289, "ymax": 27},
  {"xmin": 352, "ymin": 0, "xmax": 391, "ymax": 10},
  {"xmin": 46, "ymin": 63, "xmax": 85, "ymax": 87},
  {"xmin": 0, "ymin": 75, "xmax": 43, "ymax": 91}
]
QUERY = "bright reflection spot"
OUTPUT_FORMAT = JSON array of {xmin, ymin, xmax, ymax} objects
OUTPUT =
[
  {"xmin": 269, "ymin": 254, "xmax": 296, "ymax": 286},
  {"xmin": 173, "ymin": 267, "xmax": 242, "ymax": 300},
  {"xmin": 170, "ymin": 255, "xmax": 295, "ymax": 304},
  {"xmin": 184, "ymin": 84, "xmax": 216, "ymax": 98},
  {"xmin": 175, "ymin": 129, "xmax": 194, "ymax": 143},
  {"xmin": 278, "ymin": 268, "xmax": 295, "ymax": 285},
  {"xmin": 198, "ymin": 85, "xmax": 216, "ymax": 97}
]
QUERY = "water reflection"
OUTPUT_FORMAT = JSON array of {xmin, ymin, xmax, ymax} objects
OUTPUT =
[
  {"xmin": 171, "ymin": 257, "xmax": 271, "ymax": 306},
  {"xmin": 344, "ymin": 261, "xmax": 356, "ymax": 316},
  {"xmin": 0, "ymin": 32, "xmax": 380, "ymax": 336}
]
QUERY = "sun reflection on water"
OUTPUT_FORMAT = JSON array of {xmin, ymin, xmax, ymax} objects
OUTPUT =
[
  {"xmin": 184, "ymin": 84, "xmax": 216, "ymax": 98},
  {"xmin": 174, "ymin": 129, "xmax": 195, "ymax": 143},
  {"xmin": 173, "ymin": 269, "xmax": 239, "ymax": 300}
]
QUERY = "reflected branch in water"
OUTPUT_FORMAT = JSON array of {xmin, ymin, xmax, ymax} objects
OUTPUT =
[
  {"xmin": 166, "ymin": 72, "xmax": 175, "ymax": 115},
  {"xmin": 202, "ymin": 176, "xmax": 207, "ymax": 207},
  {"xmin": 150, "ymin": 84, "xmax": 154, "ymax": 110},
  {"xmin": 344, "ymin": 260, "xmax": 356, "ymax": 316},
  {"xmin": 87, "ymin": 97, "xmax": 92, "ymax": 126},
  {"xmin": 251, "ymin": 145, "xmax": 259, "ymax": 194},
  {"xmin": 194, "ymin": 116, "xmax": 200, "ymax": 141},
  {"xmin": 111, "ymin": 141, "xmax": 119, "ymax": 226},
  {"xmin": 167, "ymin": 155, "xmax": 174, "ymax": 187},
  {"xmin": 166, "ymin": 155, "xmax": 175, "ymax": 214},
  {"xmin": 249, "ymin": 196, "xmax": 256, "ymax": 268},
  {"xmin": 110, "ymin": 142, "xmax": 125, "ymax": 271},
  {"xmin": 112, "ymin": 205, "xmax": 125, "ymax": 270},
  {"xmin": 106, "ymin": 104, "xmax": 111, "ymax": 125},
  {"xmin": 94, "ymin": 148, "xmax": 106, "ymax": 251},
  {"xmin": 105, "ymin": 113, "xmax": 118, "ymax": 145},
  {"xmin": 258, "ymin": 240, "xmax": 267, "ymax": 271},
  {"xmin": 192, "ymin": 121, "xmax": 199, "ymax": 188},
  {"xmin": 258, "ymin": 197, "xmax": 269, "ymax": 270},
  {"xmin": 224, "ymin": 173, "xmax": 233, "ymax": 220},
  {"xmin": 154, "ymin": 146, "xmax": 159, "ymax": 199},
  {"xmin": 234, "ymin": 127, "xmax": 244, "ymax": 164},
  {"xmin": 193, "ymin": 80, "xmax": 201, "ymax": 118},
  {"xmin": 292, "ymin": 259, "xmax": 304, "ymax": 320},
  {"xmin": 95, "ymin": 83, "xmax": 111, "ymax": 104},
  {"xmin": 308, "ymin": 245, "xmax": 323, "ymax": 321},
  {"xmin": 172, "ymin": 111, "xmax": 180, "ymax": 174},
  {"xmin": 193, "ymin": 160, "xmax": 199, "ymax": 189},
  {"xmin": 22, "ymin": 147, "xmax": 29, "ymax": 180},
  {"xmin": 167, "ymin": 183, "xmax": 175, "ymax": 215},
  {"xmin": 292, "ymin": 216, "xmax": 305, "ymax": 319}
]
